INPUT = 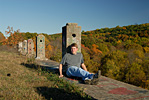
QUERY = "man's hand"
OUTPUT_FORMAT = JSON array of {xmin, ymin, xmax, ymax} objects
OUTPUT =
[
  {"xmin": 59, "ymin": 74, "xmax": 64, "ymax": 78},
  {"xmin": 59, "ymin": 64, "xmax": 63, "ymax": 78}
]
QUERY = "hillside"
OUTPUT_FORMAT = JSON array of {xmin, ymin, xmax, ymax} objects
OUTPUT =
[
  {"xmin": 0, "ymin": 46, "xmax": 91, "ymax": 99},
  {"xmin": 0, "ymin": 50, "xmax": 49, "ymax": 99},
  {"xmin": 1, "ymin": 23, "xmax": 149, "ymax": 89}
]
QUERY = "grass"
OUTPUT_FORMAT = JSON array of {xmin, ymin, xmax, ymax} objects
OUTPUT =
[{"xmin": 0, "ymin": 46, "xmax": 92, "ymax": 100}]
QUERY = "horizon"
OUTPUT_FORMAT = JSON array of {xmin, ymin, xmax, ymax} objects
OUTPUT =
[
  {"xmin": 2, "ymin": 23, "xmax": 148, "ymax": 38},
  {"xmin": 0, "ymin": 0, "xmax": 149, "ymax": 37}
]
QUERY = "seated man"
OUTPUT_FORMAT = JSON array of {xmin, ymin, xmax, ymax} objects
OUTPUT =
[{"xmin": 59, "ymin": 43, "xmax": 100, "ymax": 85}]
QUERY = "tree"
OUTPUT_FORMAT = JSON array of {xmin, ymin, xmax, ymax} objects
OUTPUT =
[
  {"xmin": 101, "ymin": 50, "xmax": 129, "ymax": 81},
  {"xmin": 91, "ymin": 44, "xmax": 102, "ymax": 54},
  {"xmin": 0, "ymin": 32, "xmax": 6, "ymax": 45},
  {"xmin": 126, "ymin": 63, "xmax": 146, "ymax": 86},
  {"xmin": 4, "ymin": 26, "xmax": 22, "ymax": 46}
]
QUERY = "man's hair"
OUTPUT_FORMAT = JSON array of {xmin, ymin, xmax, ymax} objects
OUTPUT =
[{"xmin": 71, "ymin": 43, "xmax": 78, "ymax": 48}]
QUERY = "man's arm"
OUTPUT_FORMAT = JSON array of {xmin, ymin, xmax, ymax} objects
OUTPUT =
[
  {"xmin": 59, "ymin": 64, "xmax": 63, "ymax": 78},
  {"xmin": 81, "ymin": 63, "xmax": 88, "ymax": 71}
]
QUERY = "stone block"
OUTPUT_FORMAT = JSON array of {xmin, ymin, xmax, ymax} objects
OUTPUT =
[
  {"xmin": 22, "ymin": 40, "xmax": 27, "ymax": 55},
  {"xmin": 62, "ymin": 23, "xmax": 81, "ymax": 57},
  {"xmin": 36, "ymin": 34, "xmax": 48, "ymax": 60},
  {"xmin": 27, "ymin": 39, "xmax": 34, "ymax": 56},
  {"xmin": 17, "ymin": 42, "xmax": 23, "ymax": 53}
]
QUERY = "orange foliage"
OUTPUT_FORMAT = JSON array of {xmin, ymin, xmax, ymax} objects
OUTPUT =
[
  {"xmin": 116, "ymin": 34, "xmax": 129, "ymax": 41},
  {"xmin": 3, "ymin": 26, "xmax": 23, "ymax": 46},
  {"xmin": 45, "ymin": 44, "xmax": 53, "ymax": 58},
  {"xmin": 45, "ymin": 37, "xmax": 53, "ymax": 59},
  {"xmin": 117, "ymin": 40, "xmax": 121, "ymax": 44},
  {"xmin": 81, "ymin": 44, "xmax": 90, "ymax": 51},
  {"xmin": 89, "ymin": 34, "xmax": 93, "ymax": 36},
  {"xmin": 82, "ymin": 34, "xmax": 87, "ymax": 36},
  {"xmin": 46, "ymin": 44, "xmax": 52, "ymax": 51},
  {"xmin": 92, "ymin": 44, "xmax": 102, "ymax": 54},
  {"xmin": 122, "ymin": 27, "xmax": 126, "ymax": 30}
]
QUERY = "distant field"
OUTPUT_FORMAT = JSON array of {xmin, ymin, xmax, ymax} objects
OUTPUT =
[{"xmin": 0, "ymin": 48, "xmax": 91, "ymax": 100}]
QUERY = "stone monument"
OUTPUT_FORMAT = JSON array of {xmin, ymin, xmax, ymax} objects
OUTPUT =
[
  {"xmin": 27, "ymin": 39, "xmax": 34, "ymax": 55},
  {"xmin": 36, "ymin": 34, "xmax": 47, "ymax": 60},
  {"xmin": 22, "ymin": 40, "xmax": 27, "ymax": 55},
  {"xmin": 62, "ymin": 23, "xmax": 81, "ymax": 57},
  {"xmin": 18, "ymin": 42, "xmax": 23, "ymax": 54}
]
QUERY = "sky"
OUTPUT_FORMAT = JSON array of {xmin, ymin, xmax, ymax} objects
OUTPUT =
[{"xmin": 0, "ymin": 0, "xmax": 149, "ymax": 37}]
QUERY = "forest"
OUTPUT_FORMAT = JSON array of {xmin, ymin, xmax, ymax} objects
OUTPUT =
[{"xmin": 0, "ymin": 23, "xmax": 149, "ymax": 89}]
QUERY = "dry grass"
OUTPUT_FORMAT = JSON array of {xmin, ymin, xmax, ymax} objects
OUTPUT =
[
  {"xmin": 0, "ymin": 51, "xmax": 53, "ymax": 99},
  {"xmin": 0, "ymin": 45, "xmax": 18, "ymax": 53}
]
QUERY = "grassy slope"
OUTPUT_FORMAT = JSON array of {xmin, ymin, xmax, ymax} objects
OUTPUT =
[
  {"xmin": 0, "ymin": 51, "xmax": 52, "ymax": 99},
  {"xmin": 0, "ymin": 48, "xmax": 91, "ymax": 100}
]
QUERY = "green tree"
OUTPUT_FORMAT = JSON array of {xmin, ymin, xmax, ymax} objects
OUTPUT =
[
  {"xmin": 101, "ymin": 50, "xmax": 129, "ymax": 81},
  {"xmin": 126, "ymin": 63, "xmax": 146, "ymax": 86}
]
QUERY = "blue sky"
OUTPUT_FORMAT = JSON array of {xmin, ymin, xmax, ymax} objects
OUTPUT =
[{"xmin": 0, "ymin": 0, "xmax": 149, "ymax": 37}]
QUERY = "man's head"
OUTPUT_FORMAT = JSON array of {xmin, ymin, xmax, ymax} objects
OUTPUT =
[{"xmin": 71, "ymin": 43, "xmax": 78, "ymax": 55}]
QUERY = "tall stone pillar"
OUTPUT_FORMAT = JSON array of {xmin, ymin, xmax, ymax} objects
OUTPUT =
[
  {"xmin": 62, "ymin": 23, "xmax": 81, "ymax": 57},
  {"xmin": 27, "ymin": 39, "xmax": 34, "ymax": 55},
  {"xmin": 36, "ymin": 34, "xmax": 47, "ymax": 60},
  {"xmin": 18, "ymin": 42, "xmax": 23, "ymax": 54},
  {"xmin": 22, "ymin": 40, "xmax": 27, "ymax": 55}
]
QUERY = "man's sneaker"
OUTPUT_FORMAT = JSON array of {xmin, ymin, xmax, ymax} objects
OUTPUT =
[
  {"xmin": 93, "ymin": 70, "xmax": 101, "ymax": 78},
  {"xmin": 91, "ymin": 78, "xmax": 99, "ymax": 85},
  {"xmin": 84, "ymin": 79, "xmax": 91, "ymax": 85},
  {"xmin": 91, "ymin": 70, "xmax": 101, "ymax": 85}
]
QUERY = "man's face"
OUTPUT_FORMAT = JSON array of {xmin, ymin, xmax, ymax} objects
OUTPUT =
[{"xmin": 71, "ymin": 46, "xmax": 78, "ymax": 55}]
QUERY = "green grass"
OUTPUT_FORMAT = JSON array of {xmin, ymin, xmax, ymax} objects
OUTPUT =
[{"xmin": 0, "ymin": 49, "xmax": 92, "ymax": 100}]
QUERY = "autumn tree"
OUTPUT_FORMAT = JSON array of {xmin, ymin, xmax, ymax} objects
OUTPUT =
[
  {"xmin": 126, "ymin": 63, "xmax": 146, "ymax": 86},
  {"xmin": 101, "ymin": 50, "xmax": 129, "ymax": 81},
  {"xmin": 0, "ymin": 32, "xmax": 5, "ymax": 45},
  {"xmin": 4, "ymin": 26, "xmax": 22, "ymax": 46}
]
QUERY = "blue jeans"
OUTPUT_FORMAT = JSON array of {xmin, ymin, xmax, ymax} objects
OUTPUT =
[{"xmin": 66, "ymin": 66, "xmax": 93, "ymax": 80}]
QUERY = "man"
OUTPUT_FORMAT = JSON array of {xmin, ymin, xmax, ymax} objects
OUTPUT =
[{"xmin": 59, "ymin": 43, "xmax": 100, "ymax": 85}]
